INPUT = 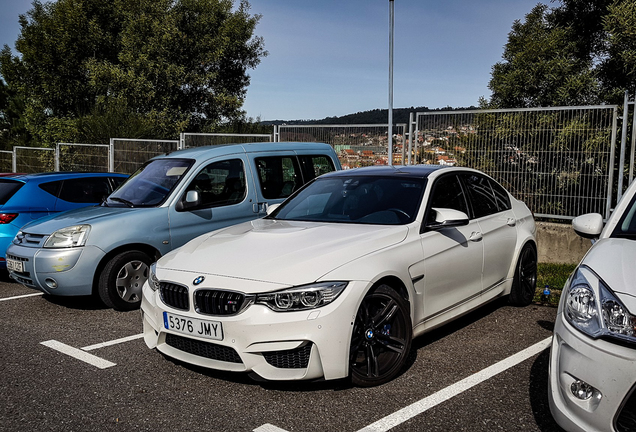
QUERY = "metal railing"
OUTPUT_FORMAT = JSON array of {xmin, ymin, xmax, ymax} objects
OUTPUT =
[
  {"xmin": 109, "ymin": 138, "xmax": 179, "ymax": 174},
  {"xmin": 276, "ymin": 123, "xmax": 407, "ymax": 167},
  {"xmin": 414, "ymin": 106, "xmax": 619, "ymax": 220},
  {"xmin": 55, "ymin": 143, "xmax": 109, "ymax": 172},
  {"xmin": 180, "ymin": 132, "xmax": 272, "ymax": 148}
]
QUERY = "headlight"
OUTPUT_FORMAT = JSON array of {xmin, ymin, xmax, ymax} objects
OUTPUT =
[
  {"xmin": 255, "ymin": 281, "xmax": 347, "ymax": 312},
  {"xmin": 563, "ymin": 266, "xmax": 636, "ymax": 344},
  {"xmin": 43, "ymin": 225, "xmax": 91, "ymax": 248},
  {"xmin": 149, "ymin": 263, "xmax": 160, "ymax": 291}
]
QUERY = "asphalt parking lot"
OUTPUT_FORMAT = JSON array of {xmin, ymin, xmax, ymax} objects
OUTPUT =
[{"xmin": 1, "ymin": 274, "xmax": 565, "ymax": 432}]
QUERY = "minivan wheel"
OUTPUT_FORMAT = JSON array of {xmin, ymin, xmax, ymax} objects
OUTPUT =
[
  {"xmin": 350, "ymin": 285, "xmax": 412, "ymax": 387},
  {"xmin": 509, "ymin": 244, "xmax": 537, "ymax": 306},
  {"xmin": 98, "ymin": 250, "xmax": 151, "ymax": 311}
]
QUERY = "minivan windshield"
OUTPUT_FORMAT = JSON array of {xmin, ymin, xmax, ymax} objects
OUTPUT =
[
  {"xmin": 270, "ymin": 176, "xmax": 425, "ymax": 225},
  {"xmin": 105, "ymin": 159, "xmax": 193, "ymax": 207}
]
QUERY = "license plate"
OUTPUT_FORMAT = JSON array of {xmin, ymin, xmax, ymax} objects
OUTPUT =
[
  {"xmin": 7, "ymin": 258, "xmax": 23, "ymax": 273},
  {"xmin": 163, "ymin": 312, "xmax": 223, "ymax": 341}
]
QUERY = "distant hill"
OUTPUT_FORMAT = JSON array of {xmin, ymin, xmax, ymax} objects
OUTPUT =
[{"xmin": 262, "ymin": 106, "xmax": 479, "ymax": 125}]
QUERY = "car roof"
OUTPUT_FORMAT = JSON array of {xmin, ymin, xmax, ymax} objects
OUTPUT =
[
  {"xmin": 0, "ymin": 172, "xmax": 128, "ymax": 183},
  {"xmin": 156, "ymin": 142, "xmax": 334, "ymax": 160},
  {"xmin": 320, "ymin": 165, "xmax": 450, "ymax": 179}
]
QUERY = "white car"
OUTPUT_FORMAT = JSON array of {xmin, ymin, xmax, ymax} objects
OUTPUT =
[
  {"xmin": 141, "ymin": 165, "xmax": 537, "ymax": 386},
  {"xmin": 549, "ymin": 179, "xmax": 636, "ymax": 431}
]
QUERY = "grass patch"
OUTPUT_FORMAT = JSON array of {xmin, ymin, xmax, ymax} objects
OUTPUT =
[{"xmin": 533, "ymin": 263, "xmax": 577, "ymax": 306}]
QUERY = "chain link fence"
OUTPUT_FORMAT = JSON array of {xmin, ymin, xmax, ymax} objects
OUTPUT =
[
  {"xmin": 276, "ymin": 124, "xmax": 407, "ymax": 168},
  {"xmin": 415, "ymin": 106, "xmax": 619, "ymax": 220},
  {"xmin": 180, "ymin": 132, "xmax": 272, "ymax": 148},
  {"xmin": 56, "ymin": 143, "xmax": 110, "ymax": 172}
]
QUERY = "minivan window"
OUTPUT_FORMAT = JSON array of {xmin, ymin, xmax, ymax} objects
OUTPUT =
[
  {"xmin": 106, "ymin": 159, "xmax": 193, "ymax": 207},
  {"xmin": 184, "ymin": 159, "xmax": 246, "ymax": 208},
  {"xmin": 0, "ymin": 180, "xmax": 24, "ymax": 205},
  {"xmin": 255, "ymin": 156, "xmax": 303, "ymax": 199},
  {"xmin": 299, "ymin": 155, "xmax": 336, "ymax": 180}
]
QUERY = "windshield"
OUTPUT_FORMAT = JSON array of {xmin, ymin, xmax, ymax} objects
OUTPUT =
[
  {"xmin": 612, "ymin": 191, "xmax": 636, "ymax": 239},
  {"xmin": 105, "ymin": 158, "xmax": 193, "ymax": 207},
  {"xmin": 270, "ymin": 175, "xmax": 425, "ymax": 225}
]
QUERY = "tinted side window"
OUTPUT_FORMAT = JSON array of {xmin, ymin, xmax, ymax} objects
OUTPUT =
[
  {"xmin": 39, "ymin": 180, "xmax": 62, "ymax": 198},
  {"xmin": 185, "ymin": 159, "xmax": 246, "ymax": 208},
  {"xmin": 490, "ymin": 179, "xmax": 511, "ymax": 211},
  {"xmin": 0, "ymin": 180, "xmax": 25, "ymax": 205},
  {"xmin": 255, "ymin": 156, "xmax": 303, "ymax": 199},
  {"xmin": 58, "ymin": 177, "xmax": 112, "ymax": 203},
  {"xmin": 298, "ymin": 155, "xmax": 336, "ymax": 182},
  {"xmin": 426, "ymin": 174, "xmax": 469, "ymax": 224},
  {"xmin": 462, "ymin": 173, "xmax": 499, "ymax": 218}
]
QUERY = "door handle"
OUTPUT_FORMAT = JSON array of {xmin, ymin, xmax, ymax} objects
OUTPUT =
[
  {"xmin": 507, "ymin": 218, "xmax": 517, "ymax": 227},
  {"xmin": 469, "ymin": 232, "xmax": 483, "ymax": 242}
]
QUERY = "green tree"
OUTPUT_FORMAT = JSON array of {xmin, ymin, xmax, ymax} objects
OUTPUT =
[
  {"xmin": 0, "ymin": 0, "xmax": 266, "ymax": 147},
  {"xmin": 487, "ymin": 0, "xmax": 635, "ymax": 108}
]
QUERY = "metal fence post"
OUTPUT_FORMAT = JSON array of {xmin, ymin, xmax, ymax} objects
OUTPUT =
[
  {"xmin": 12, "ymin": 147, "xmax": 16, "ymax": 173},
  {"xmin": 618, "ymin": 91, "xmax": 629, "ymax": 201},
  {"xmin": 109, "ymin": 138, "xmax": 115, "ymax": 173},
  {"xmin": 55, "ymin": 143, "xmax": 60, "ymax": 171}
]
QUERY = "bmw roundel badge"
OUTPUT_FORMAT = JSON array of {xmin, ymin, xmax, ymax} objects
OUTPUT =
[{"xmin": 193, "ymin": 276, "xmax": 205, "ymax": 286}]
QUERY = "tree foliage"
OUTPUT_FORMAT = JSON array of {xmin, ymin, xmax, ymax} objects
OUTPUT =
[
  {"xmin": 0, "ymin": 0, "xmax": 266, "ymax": 148},
  {"xmin": 488, "ymin": 0, "xmax": 635, "ymax": 108}
]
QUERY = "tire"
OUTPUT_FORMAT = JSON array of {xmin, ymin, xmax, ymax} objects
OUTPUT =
[
  {"xmin": 350, "ymin": 285, "xmax": 412, "ymax": 387},
  {"xmin": 98, "ymin": 250, "xmax": 151, "ymax": 311},
  {"xmin": 508, "ymin": 244, "xmax": 537, "ymax": 306}
]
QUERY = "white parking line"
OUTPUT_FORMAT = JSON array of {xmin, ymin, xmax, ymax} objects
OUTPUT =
[
  {"xmin": 253, "ymin": 424, "xmax": 289, "ymax": 432},
  {"xmin": 252, "ymin": 336, "xmax": 552, "ymax": 432},
  {"xmin": 40, "ymin": 340, "xmax": 116, "ymax": 369},
  {"xmin": 82, "ymin": 334, "xmax": 143, "ymax": 351},
  {"xmin": 0, "ymin": 292, "xmax": 44, "ymax": 302},
  {"xmin": 356, "ymin": 336, "xmax": 553, "ymax": 432}
]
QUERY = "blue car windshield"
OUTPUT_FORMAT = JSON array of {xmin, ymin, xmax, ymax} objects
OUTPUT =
[
  {"xmin": 270, "ymin": 176, "xmax": 425, "ymax": 225},
  {"xmin": 105, "ymin": 159, "xmax": 193, "ymax": 207}
]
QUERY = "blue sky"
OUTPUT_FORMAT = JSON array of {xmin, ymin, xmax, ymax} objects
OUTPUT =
[{"xmin": 1, "ymin": 0, "xmax": 541, "ymax": 121}]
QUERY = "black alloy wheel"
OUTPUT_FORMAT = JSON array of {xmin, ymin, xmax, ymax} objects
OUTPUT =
[
  {"xmin": 350, "ymin": 285, "xmax": 412, "ymax": 387},
  {"xmin": 509, "ymin": 244, "xmax": 537, "ymax": 306}
]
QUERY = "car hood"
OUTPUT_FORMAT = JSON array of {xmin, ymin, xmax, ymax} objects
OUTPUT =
[
  {"xmin": 582, "ymin": 237, "xmax": 636, "ymax": 301},
  {"xmin": 19, "ymin": 205, "xmax": 135, "ymax": 234},
  {"xmin": 159, "ymin": 218, "xmax": 409, "ymax": 288}
]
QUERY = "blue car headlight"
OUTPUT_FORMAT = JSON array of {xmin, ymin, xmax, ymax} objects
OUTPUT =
[
  {"xmin": 563, "ymin": 266, "xmax": 636, "ymax": 344},
  {"xmin": 255, "ymin": 282, "xmax": 347, "ymax": 312}
]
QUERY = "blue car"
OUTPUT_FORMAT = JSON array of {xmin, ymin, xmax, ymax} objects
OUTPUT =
[{"xmin": 0, "ymin": 172, "xmax": 128, "ymax": 269}]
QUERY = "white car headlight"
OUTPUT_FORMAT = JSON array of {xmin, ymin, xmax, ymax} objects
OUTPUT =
[
  {"xmin": 43, "ymin": 225, "xmax": 91, "ymax": 248},
  {"xmin": 563, "ymin": 266, "xmax": 636, "ymax": 344},
  {"xmin": 149, "ymin": 263, "xmax": 160, "ymax": 291},
  {"xmin": 255, "ymin": 282, "xmax": 347, "ymax": 312}
]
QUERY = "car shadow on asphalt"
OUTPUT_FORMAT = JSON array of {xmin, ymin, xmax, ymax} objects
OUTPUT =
[
  {"xmin": 42, "ymin": 294, "xmax": 110, "ymax": 310},
  {"xmin": 529, "ymin": 349, "xmax": 566, "ymax": 431}
]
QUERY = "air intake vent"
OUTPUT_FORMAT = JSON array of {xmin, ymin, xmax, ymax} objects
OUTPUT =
[
  {"xmin": 160, "ymin": 282, "xmax": 189, "ymax": 311},
  {"xmin": 194, "ymin": 289, "xmax": 246, "ymax": 316}
]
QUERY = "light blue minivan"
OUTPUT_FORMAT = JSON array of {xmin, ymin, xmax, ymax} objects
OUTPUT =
[{"xmin": 7, "ymin": 142, "xmax": 340, "ymax": 310}]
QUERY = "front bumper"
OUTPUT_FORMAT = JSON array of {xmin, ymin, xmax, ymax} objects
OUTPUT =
[
  {"xmin": 548, "ymin": 312, "xmax": 636, "ymax": 432},
  {"xmin": 141, "ymin": 279, "xmax": 369, "ymax": 382},
  {"xmin": 6, "ymin": 243, "xmax": 106, "ymax": 296}
]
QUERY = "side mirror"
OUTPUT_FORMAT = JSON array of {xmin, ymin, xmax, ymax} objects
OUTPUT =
[
  {"xmin": 266, "ymin": 203, "xmax": 280, "ymax": 216},
  {"xmin": 572, "ymin": 213, "xmax": 604, "ymax": 239},
  {"xmin": 176, "ymin": 190, "xmax": 199, "ymax": 212},
  {"xmin": 426, "ymin": 208, "xmax": 470, "ymax": 230}
]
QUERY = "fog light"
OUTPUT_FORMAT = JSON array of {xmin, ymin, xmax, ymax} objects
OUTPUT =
[
  {"xmin": 44, "ymin": 278, "xmax": 58, "ymax": 289},
  {"xmin": 571, "ymin": 379, "xmax": 595, "ymax": 400}
]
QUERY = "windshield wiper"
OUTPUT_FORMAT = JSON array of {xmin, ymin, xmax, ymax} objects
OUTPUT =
[{"xmin": 109, "ymin": 197, "xmax": 135, "ymax": 208}]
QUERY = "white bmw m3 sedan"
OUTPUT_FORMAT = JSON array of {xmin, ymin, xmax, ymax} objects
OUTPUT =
[{"xmin": 141, "ymin": 165, "xmax": 537, "ymax": 386}]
